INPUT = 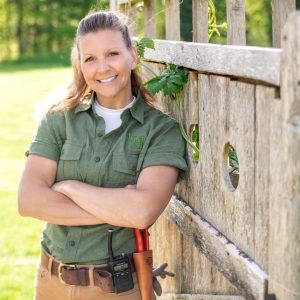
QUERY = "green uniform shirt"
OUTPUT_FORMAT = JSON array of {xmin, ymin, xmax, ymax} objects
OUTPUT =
[{"xmin": 26, "ymin": 89, "xmax": 188, "ymax": 265}]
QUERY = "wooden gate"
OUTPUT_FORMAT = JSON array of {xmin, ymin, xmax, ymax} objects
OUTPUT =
[{"xmin": 110, "ymin": 1, "xmax": 300, "ymax": 299}]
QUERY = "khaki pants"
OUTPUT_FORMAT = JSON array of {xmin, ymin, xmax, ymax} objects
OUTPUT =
[{"xmin": 33, "ymin": 257, "xmax": 144, "ymax": 300}]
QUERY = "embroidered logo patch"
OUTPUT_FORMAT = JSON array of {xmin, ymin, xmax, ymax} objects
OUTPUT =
[{"xmin": 128, "ymin": 133, "xmax": 145, "ymax": 147}]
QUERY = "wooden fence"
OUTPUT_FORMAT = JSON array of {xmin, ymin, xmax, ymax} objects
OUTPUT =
[{"xmin": 110, "ymin": 1, "xmax": 300, "ymax": 299}]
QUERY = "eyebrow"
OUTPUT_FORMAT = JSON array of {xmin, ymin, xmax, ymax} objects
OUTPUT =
[{"xmin": 81, "ymin": 47, "xmax": 123, "ymax": 56}]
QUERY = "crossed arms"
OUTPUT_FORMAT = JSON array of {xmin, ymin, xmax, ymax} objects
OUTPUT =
[{"xmin": 18, "ymin": 154, "xmax": 178, "ymax": 228}]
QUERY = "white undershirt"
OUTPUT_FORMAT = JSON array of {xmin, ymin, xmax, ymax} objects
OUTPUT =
[{"xmin": 93, "ymin": 96, "xmax": 137, "ymax": 134}]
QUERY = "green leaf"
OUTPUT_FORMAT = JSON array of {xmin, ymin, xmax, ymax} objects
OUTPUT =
[
  {"xmin": 146, "ymin": 76, "xmax": 162, "ymax": 95},
  {"xmin": 136, "ymin": 37, "xmax": 155, "ymax": 59}
]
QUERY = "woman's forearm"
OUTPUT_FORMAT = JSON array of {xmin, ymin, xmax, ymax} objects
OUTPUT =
[
  {"xmin": 53, "ymin": 180, "xmax": 159, "ymax": 229},
  {"xmin": 18, "ymin": 180, "xmax": 105, "ymax": 226},
  {"xmin": 51, "ymin": 166, "xmax": 178, "ymax": 228}
]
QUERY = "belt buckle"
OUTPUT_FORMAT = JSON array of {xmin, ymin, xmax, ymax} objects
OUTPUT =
[{"xmin": 58, "ymin": 263, "xmax": 76, "ymax": 285}]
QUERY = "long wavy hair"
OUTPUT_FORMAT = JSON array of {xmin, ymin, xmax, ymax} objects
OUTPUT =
[{"xmin": 53, "ymin": 11, "xmax": 155, "ymax": 111}]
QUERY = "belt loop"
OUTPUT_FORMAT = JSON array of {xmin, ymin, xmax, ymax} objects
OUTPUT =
[
  {"xmin": 89, "ymin": 266, "xmax": 95, "ymax": 287},
  {"xmin": 47, "ymin": 256, "xmax": 54, "ymax": 279}
]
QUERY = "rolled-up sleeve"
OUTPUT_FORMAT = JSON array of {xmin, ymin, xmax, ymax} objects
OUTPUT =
[
  {"xmin": 142, "ymin": 119, "xmax": 188, "ymax": 183},
  {"xmin": 25, "ymin": 111, "xmax": 63, "ymax": 162}
]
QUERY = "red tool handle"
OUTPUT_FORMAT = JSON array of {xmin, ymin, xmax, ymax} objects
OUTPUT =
[
  {"xmin": 134, "ymin": 228, "xmax": 144, "ymax": 252},
  {"xmin": 143, "ymin": 229, "xmax": 149, "ymax": 251}
]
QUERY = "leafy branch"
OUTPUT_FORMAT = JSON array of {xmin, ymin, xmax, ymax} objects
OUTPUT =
[{"xmin": 228, "ymin": 146, "xmax": 239, "ymax": 175}]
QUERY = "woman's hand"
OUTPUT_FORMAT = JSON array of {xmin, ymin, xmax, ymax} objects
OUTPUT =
[
  {"xmin": 124, "ymin": 184, "xmax": 137, "ymax": 189},
  {"xmin": 52, "ymin": 180, "xmax": 72, "ymax": 194}
]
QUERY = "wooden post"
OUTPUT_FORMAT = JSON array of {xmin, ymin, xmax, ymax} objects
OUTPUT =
[
  {"xmin": 165, "ymin": 0, "xmax": 180, "ymax": 41},
  {"xmin": 226, "ymin": 0, "xmax": 246, "ymax": 45},
  {"xmin": 116, "ymin": 1, "xmax": 137, "ymax": 37},
  {"xmin": 109, "ymin": 0, "xmax": 118, "ymax": 11},
  {"xmin": 269, "ymin": 11, "xmax": 300, "ymax": 300},
  {"xmin": 144, "ymin": 0, "xmax": 156, "ymax": 38},
  {"xmin": 271, "ymin": 0, "xmax": 296, "ymax": 48},
  {"xmin": 192, "ymin": 0, "xmax": 208, "ymax": 43}
]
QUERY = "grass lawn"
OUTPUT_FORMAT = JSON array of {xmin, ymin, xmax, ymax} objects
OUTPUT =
[{"xmin": 0, "ymin": 64, "xmax": 71, "ymax": 300}]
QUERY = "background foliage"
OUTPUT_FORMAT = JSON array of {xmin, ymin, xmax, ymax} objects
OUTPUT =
[{"xmin": 1, "ymin": 0, "xmax": 300, "ymax": 64}]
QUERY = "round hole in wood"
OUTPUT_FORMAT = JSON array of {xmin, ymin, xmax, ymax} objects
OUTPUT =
[{"xmin": 223, "ymin": 143, "xmax": 239, "ymax": 192}]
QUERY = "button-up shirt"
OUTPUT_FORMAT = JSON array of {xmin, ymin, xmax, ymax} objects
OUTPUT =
[{"xmin": 26, "ymin": 89, "xmax": 188, "ymax": 264}]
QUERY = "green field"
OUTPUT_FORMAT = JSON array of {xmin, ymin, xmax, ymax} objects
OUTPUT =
[{"xmin": 0, "ymin": 65, "xmax": 71, "ymax": 300}]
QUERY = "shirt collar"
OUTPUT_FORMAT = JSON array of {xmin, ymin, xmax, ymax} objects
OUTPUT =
[{"xmin": 74, "ymin": 89, "xmax": 145, "ymax": 125}]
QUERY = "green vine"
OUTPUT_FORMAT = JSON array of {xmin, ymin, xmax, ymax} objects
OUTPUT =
[
  {"xmin": 145, "ymin": 63, "xmax": 199, "ymax": 154},
  {"xmin": 208, "ymin": 0, "xmax": 227, "ymax": 40}
]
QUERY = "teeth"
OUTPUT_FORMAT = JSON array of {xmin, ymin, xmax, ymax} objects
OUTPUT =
[{"xmin": 99, "ymin": 76, "xmax": 116, "ymax": 83}]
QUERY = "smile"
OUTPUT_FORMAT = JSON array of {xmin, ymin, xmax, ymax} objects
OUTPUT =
[{"xmin": 97, "ymin": 76, "xmax": 117, "ymax": 83}]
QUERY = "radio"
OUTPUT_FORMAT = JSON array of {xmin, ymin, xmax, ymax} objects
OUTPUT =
[{"xmin": 107, "ymin": 229, "xmax": 134, "ymax": 293}]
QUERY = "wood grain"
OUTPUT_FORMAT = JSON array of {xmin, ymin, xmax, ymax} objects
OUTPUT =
[
  {"xmin": 271, "ymin": 0, "xmax": 296, "ymax": 48},
  {"xmin": 192, "ymin": 0, "xmax": 208, "ymax": 43},
  {"xmin": 144, "ymin": 0, "xmax": 156, "ymax": 38},
  {"xmin": 226, "ymin": 0, "xmax": 246, "ymax": 45},
  {"xmin": 269, "ymin": 12, "xmax": 300, "ymax": 300},
  {"xmin": 164, "ymin": 196, "xmax": 267, "ymax": 300},
  {"xmin": 165, "ymin": 0, "xmax": 180, "ymax": 41},
  {"xmin": 140, "ymin": 39, "xmax": 281, "ymax": 86}
]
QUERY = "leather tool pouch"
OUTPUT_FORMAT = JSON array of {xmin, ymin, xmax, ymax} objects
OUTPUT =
[
  {"xmin": 133, "ymin": 250, "xmax": 153, "ymax": 300},
  {"xmin": 93, "ymin": 269, "xmax": 114, "ymax": 293}
]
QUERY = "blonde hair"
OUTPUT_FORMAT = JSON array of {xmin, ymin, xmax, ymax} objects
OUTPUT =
[{"xmin": 53, "ymin": 11, "xmax": 155, "ymax": 111}]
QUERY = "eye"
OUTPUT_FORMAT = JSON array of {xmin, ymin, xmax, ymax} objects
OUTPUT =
[
  {"xmin": 109, "ymin": 52, "xmax": 119, "ymax": 56},
  {"xmin": 84, "ymin": 56, "xmax": 95, "ymax": 62}
]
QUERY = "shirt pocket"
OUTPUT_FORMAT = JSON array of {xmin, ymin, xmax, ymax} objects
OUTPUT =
[
  {"xmin": 58, "ymin": 141, "xmax": 84, "ymax": 180},
  {"xmin": 111, "ymin": 152, "xmax": 139, "ymax": 186}
]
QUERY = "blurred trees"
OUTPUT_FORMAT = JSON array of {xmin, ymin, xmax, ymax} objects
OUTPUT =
[
  {"xmin": 0, "ymin": 0, "xmax": 299, "ymax": 62},
  {"xmin": 0, "ymin": 0, "xmax": 109, "ymax": 61}
]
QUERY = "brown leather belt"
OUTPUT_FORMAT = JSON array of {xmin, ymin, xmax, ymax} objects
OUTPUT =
[{"xmin": 41, "ymin": 251, "xmax": 135, "ymax": 291}]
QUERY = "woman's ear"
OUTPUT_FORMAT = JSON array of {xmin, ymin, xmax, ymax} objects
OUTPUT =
[{"xmin": 130, "ymin": 47, "xmax": 138, "ymax": 70}]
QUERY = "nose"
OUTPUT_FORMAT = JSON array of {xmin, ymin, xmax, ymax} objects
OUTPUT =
[{"xmin": 96, "ymin": 58, "xmax": 110, "ymax": 73}]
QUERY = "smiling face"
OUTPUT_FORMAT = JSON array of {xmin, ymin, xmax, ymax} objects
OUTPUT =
[{"xmin": 78, "ymin": 29, "xmax": 138, "ymax": 109}]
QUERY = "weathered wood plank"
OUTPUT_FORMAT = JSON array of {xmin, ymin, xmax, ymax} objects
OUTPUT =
[
  {"xmin": 254, "ymin": 86, "xmax": 275, "ymax": 271},
  {"xmin": 159, "ymin": 294, "xmax": 245, "ymax": 300},
  {"xmin": 144, "ymin": 0, "xmax": 156, "ymax": 38},
  {"xmin": 141, "ymin": 39, "xmax": 281, "ymax": 86},
  {"xmin": 164, "ymin": 196, "xmax": 268, "ymax": 300},
  {"xmin": 192, "ymin": 0, "xmax": 208, "ymax": 43},
  {"xmin": 198, "ymin": 75, "xmax": 255, "ymax": 258},
  {"xmin": 165, "ymin": 0, "xmax": 180, "ymax": 41},
  {"xmin": 175, "ymin": 70, "xmax": 200, "ymax": 209},
  {"xmin": 180, "ymin": 234, "xmax": 238, "ymax": 294},
  {"xmin": 269, "ymin": 12, "xmax": 300, "ymax": 300},
  {"xmin": 271, "ymin": 0, "xmax": 296, "ymax": 48},
  {"xmin": 151, "ymin": 214, "xmax": 240, "ymax": 295},
  {"xmin": 150, "ymin": 214, "xmax": 183, "ymax": 293},
  {"xmin": 226, "ymin": 0, "xmax": 246, "ymax": 45}
]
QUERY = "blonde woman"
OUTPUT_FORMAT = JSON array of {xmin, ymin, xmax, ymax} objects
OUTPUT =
[{"xmin": 18, "ymin": 10, "xmax": 188, "ymax": 300}]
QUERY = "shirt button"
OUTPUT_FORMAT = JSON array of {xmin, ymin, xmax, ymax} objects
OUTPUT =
[
  {"xmin": 94, "ymin": 156, "xmax": 100, "ymax": 162},
  {"xmin": 69, "ymin": 240, "xmax": 75, "ymax": 247}
]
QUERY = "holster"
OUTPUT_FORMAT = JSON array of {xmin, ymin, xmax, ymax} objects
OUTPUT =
[{"xmin": 133, "ymin": 250, "xmax": 153, "ymax": 300}]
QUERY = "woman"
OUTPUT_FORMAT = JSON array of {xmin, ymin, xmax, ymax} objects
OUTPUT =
[{"xmin": 18, "ymin": 10, "xmax": 188, "ymax": 300}]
